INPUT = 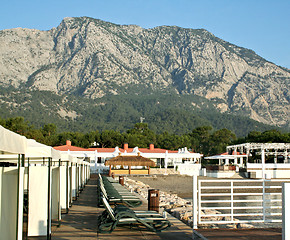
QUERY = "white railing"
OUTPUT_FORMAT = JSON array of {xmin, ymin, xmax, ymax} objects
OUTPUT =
[
  {"xmin": 247, "ymin": 163, "xmax": 290, "ymax": 169},
  {"xmin": 195, "ymin": 179, "xmax": 290, "ymax": 226}
]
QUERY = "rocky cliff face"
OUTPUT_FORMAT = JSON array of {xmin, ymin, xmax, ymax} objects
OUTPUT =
[{"xmin": 0, "ymin": 17, "xmax": 289, "ymax": 128}]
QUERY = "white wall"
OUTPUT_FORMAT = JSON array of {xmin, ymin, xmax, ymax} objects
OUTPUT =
[
  {"xmin": 59, "ymin": 166, "xmax": 67, "ymax": 210},
  {"xmin": 28, "ymin": 167, "xmax": 48, "ymax": 236},
  {"xmin": 0, "ymin": 167, "xmax": 24, "ymax": 240},
  {"xmin": 248, "ymin": 169, "xmax": 290, "ymax": 179},
  {"xmin": 206, "ymin": 171, "xmax": 237, "ymax": 178},
  {"xmin": 176, "ymin": 163, "xmax": 201, "ymax": 176}
]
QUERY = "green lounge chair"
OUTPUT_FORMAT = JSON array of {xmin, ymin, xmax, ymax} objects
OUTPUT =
[
  {"xmin": 98, "ymin": 175, "xmax": 142, "ymax": 207},
  {"xmin": 98, "ymin": 196, "xmax": 171, "ymax": 233},
  {"xmin": 99, "ymin": 181, "xmax": 142, "ymax": 208}
]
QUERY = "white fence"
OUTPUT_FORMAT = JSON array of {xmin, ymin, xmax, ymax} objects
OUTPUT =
[{"xmin": 193, "ymin": 178, "xmax": 290, "ymax": 227}]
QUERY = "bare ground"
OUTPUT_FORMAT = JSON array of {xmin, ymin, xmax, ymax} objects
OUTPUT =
[{"xmin": 129, "ymin": 175, "xmax": 194, "ymax": 198}]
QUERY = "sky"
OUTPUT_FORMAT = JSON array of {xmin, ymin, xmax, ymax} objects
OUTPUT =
[{"xmin": 0, "ymin": 0, "xmax": 289, "ymax": 69}]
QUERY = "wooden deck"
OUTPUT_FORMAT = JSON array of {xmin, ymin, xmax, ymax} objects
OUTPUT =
[
  {"xmin": 50, "ymin": 174, "xmax": 193, "ymax": 239},
  {"xmin": 32, "ymin": 174, "xmax": 282, "ymax": 240},
  {"xmin": 197, "ymin": 227, "xmax": 282, "ymax": 240}
]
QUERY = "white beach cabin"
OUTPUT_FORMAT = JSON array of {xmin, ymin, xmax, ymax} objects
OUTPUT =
[{"xmin": 0, "ymin": 125, "xmax": 27, "ymax": 240}]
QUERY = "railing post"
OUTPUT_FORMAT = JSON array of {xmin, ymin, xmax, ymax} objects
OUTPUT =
[
  {"xmin": 282, "ymin": 182, "xmax": 290, "ymax": 240},
  {"xmin": 192, "ymin": 175, "xmax": 198, "ymax": 229},
  {"xmin": 231, "ymin": 181, "xmax": 234, "ymax": 222},
  {"xmin": 262, "ymin": 179, "xmax": 265, "ymax": 222}
]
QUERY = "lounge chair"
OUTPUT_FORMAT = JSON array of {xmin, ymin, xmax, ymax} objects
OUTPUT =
[
  {"xmin": 98, "ymin": 196, "xmax": 171, "ymax": 233},
  {"xmin": 98, "ymin": 175, "xmax": 142, "ymax": 208},
  {"xmin": 99, "ymin": 180, "xmax": 142, "ymax": 208}
]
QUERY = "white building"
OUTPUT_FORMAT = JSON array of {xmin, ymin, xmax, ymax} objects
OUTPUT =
[
  {"xmin": 227, "ymin": 143, "xmax": 290, "ymax": 179},
  {"xmin": 54, "ymin": 141, "xmax": 203, "ymax": 175}
]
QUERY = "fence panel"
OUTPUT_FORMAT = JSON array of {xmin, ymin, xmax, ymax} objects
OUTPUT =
[{"xmin": 197, "ymin": 179, "xmax": 289, "ymax": 226}]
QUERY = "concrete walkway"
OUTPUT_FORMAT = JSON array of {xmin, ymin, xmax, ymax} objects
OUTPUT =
[{"xmin": 50, "ymin": 175, "xmax": 193, "ymax": 240}]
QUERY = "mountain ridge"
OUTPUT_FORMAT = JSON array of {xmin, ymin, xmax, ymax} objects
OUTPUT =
[{"xmin": 0, "ymin": 16, "xmax": 289, "ymax": 129}]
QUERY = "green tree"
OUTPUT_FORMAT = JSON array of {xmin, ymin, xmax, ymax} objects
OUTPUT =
[
  {"xmin": 100, "ymin": 130, "xmax": 124, "ymax": 148},
  {"xmin": 4, "ymin": 117, "xmax": 31, "ymax": 135},
  {"xmin": 208, "ymin": 128, "xmax": 236, "ymax": 155},
  {"xmin": 189, "ymin": 126, "xmax": 213, "ymax": 153},
  {"xmin": 42, "ymin": 123, "xmax": 57, "ymax": 137},
  {"xmin": 125, "ymin": 123, "xmax": 156, "ymax": 148}
]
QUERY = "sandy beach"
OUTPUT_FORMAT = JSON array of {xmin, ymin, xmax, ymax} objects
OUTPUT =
[{"xmin": 129, "ymin": 175, "xmax": 194, "ymax": 199}]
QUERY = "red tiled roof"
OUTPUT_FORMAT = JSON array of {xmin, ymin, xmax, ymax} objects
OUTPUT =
[
  {"xmin": 55, "ymin": 144, "xmax": 185, "ymax": 154},
  {"xmin": 221, "ymin": 152, "xmax": 247, "ymax": 156},
  {"xmin": 87, "ymin": 148, "xmax": 116, "ymax": 152},
  {"xmin": 53, "ymin": 145, "xmax": 88, "ymax": 151},
  {"xmin": 138, "ymin": 148, "xmax": 178, "ymax": 153}
]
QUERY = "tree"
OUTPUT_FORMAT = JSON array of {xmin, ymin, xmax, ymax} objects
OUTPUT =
[
  {"xmin": 208, "ymin": 128, "xmax": 236, "ymax": 155},
  {"xmin": 42, "ymin": 123, "xmax": 57, "ymax": 137},
  {"xmin": 4, "ymin": 117, "xmax": 31, "ymax": 135},
  {"xmin": 189, "ymin": 126, "xmax": 213, "ymax": 153},
  {"xmin": 125, "ymin": 123, "xmax": 156, "ymax": 147},
  {"xmin": 100, "ymin": 130, "xmax": 124, "ymax": 148}
]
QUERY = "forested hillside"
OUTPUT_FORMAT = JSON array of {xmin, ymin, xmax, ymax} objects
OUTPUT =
[{"xmin": 0, "ymin": 86, "xmax": 279, "ymax": 137}]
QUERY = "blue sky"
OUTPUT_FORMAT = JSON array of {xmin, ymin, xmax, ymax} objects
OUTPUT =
[{"xmin": 1, "ymin": 0, "xmax": 289, "ymax": 69}]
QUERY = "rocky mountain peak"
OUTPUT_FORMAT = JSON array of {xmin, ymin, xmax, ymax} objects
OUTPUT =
[{"xmin": 0, "ymin": 17, "xmax": 289, "ymax": 128}]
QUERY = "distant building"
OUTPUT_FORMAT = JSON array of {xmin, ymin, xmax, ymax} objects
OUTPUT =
[
  {"xmin": 227, "ymin": 143, "xmax": 290, "ymax": 179},
  {"xmin": 204, "ymin": 143, "xmax": 290, "ymax": 179},
  {"xmin": 53, "ymin": 141, "xmax": 203, "ymax": 174}
]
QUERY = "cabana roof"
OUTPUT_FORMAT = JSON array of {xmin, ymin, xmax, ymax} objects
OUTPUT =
[
  {"xmin": 0, "ymin": 125, "xmax": 27, "ymax": 154},
  {"xmin": 105, "ymin": 155, "xmax": 156, "ymax": 167}
]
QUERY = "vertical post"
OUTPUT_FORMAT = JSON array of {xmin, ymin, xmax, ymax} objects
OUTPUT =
[
  {"xmin": 231, "ymin": 181, "xmax": 234, "ymax": 222},
  {"xmin": 76, "ymin": 163, "xmax": 79, "ymax": 197},
  {"xmin": 16, "ymin": 154, "xmax": 20, "ymax": 240},
  {"xmin": 70, "ymin": 162, "xmax": 72, "ymax": 207},
  {"xmin": 262, "ymin": 179, "xmax": 266, "ymax": 222},
  {"xmin": 192, "ymin": 175, "xmax": 198, "ymax": 229},
  {"xmin": 261, "ymin": 148, "xmax": 265, "ymax": 179},
  {"xmin": 66, "ymin": 161, "xmax": 69, "ymax": 213},
  {"xmin": 282, "ymin": 183, "xmax": 290, "ymax": 240},
  {"xmin": 234, "ymin": 158, "xmax": 237, "ymax": 165},
  {"xmin": 24, "ymin": 157, "xmax": 30, "ymax": 239},
  {"xmin": 165, "ymin": 151, "xmax": 168, "ymax": 175},
  {"xmin": 47, "ymin": 157, "xmax": 51, "ymax": 240}
]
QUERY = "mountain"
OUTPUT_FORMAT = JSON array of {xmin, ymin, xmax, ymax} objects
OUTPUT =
[{"xmin": 0, "ymin": 17, "xmax": 289, "ymax": 131}]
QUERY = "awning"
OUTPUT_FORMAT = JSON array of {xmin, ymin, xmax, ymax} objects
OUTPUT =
[
  {"xmin": 26, "ymin": 139, "xmax": 61, "ymax": 159},
  {"xmin": 0, "ymin": 125, "xmax": 27, "ymax": 154}
]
